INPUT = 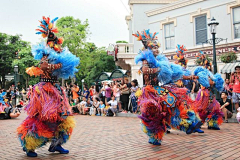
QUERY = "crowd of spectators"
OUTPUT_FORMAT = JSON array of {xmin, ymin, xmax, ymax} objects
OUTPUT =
[
  {"xmin": 2, "ymin": 66, "xmax": 240, "ymax": 122},
  {"xmin": 67, "ymin": 79, "xmax": 140, "ymax": 117},
  {"xmin": 0, "ymin": 85, "xmax": 29, "ymax": 119}
]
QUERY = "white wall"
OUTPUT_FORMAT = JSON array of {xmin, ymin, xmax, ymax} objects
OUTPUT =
[
  {"xmin": 132, "ymin": 4, "xmax": 166, "ymax": 52},
  {"xmin": 134, "ymin": 0, "xmax": 236, "ymax": 52}
]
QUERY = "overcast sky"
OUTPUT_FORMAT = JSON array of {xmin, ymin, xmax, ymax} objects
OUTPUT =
[{"xmin": 0, "ymin": 0, "xmax": 130, "ymax": 48}]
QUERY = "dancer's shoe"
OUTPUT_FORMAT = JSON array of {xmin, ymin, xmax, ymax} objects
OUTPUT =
[
  {"xmin": 194, "ymin": 128, "xmax": 204, "ymax": 133},
  {"xmin": 49, "ymin": 145, "xmax": 69, "ymax": 154},
  {"xmin": 211, "ymin": 126, "xmax": 220, "ymax": 130},
  {"xmin": 186, "ymin": 121, "xmax": 202, "ymax": 134},
  {"xmin": 148, "ymin": 139, "xmax": 161, "ymax": 145},
  {"xmin": 26, "ymin": 151, "xmax": 37, "ymax": 157},
  {"xmin": 152, "ymin": 140, "xmax": 161, "ymax": 145}
]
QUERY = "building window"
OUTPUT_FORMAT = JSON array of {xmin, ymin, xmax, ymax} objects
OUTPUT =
[
  {"xmin": 164, "ymin": 23, "xmax": 175, "ymax": 50},
  {"xmin": 195, "ymin": 15, "xmax": 207, "ymax": 45},
  {"xmin": 233, "ymin": 7, "xmax": 240, "ymax": 39}
]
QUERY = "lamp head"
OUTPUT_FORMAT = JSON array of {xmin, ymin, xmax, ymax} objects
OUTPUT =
[{"xmin": 208, "ymin": 17, "xmax": 219, "ymax": 34}]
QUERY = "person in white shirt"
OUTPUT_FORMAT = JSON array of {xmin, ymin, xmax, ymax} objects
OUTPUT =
[
  {"xmin": 77, "ymin": 97, "xmax": 87, "ymax": 114},
  {"xmin": 107, "ymin": 95, "xmax": 118, "ymax": 117},
  {"xmin": 92, "ymin": 97, "xmax": 100, "ymax": 116},
  {"xmin": 130, "ymin": 79, "xmax": 139, "ymax": 114},
  {"xmin": 100, "ymin": 82, "xmax": 106, "ymax": 104}
]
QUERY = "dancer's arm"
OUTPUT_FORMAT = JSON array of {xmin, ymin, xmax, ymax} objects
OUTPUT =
[{"xmin": 141, "ymin": 60, "xmax": 159, "ymax": 75}]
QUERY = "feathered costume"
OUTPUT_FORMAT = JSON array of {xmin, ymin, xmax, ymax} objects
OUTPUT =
[
  {"xmin": 173, "ymin": 45, "xmax": 190, "ymax": 88},
  {"xmin": 17, "ymin": 16, "xmax": 80, "ymax": 157},
  {"xmin": 196, "ymin": 51, "xmax": 212, "ymax": 71},
  {"xmin": 134, "ymin": 30, "xmax": 204, "ymax": 145},
  {"xmin": 174, "ymin": 44, "xmax": 188, "ymax": 68},
  {"xmin": 193, "ymin": 67, "xmax": 224, "ymax": 129}
]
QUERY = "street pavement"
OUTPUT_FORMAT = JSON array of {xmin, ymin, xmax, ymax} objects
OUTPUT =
[{"xmin": 0, "ymin": 113, "xmax": 240, "ymax": 160}]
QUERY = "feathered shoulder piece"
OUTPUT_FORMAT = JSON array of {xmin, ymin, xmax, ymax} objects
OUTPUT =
[
  {"xmin": 36, "ymin": 16, "xmax": 64, "ymax": 52},
  {"xmin": 132, "ymin": 29, "xmax": 160, "ymax": 49},
  {"xmin": 173, "ymin": 44, "xmax": 188, "ymax": 67},
  {"xmin": 26, "ymin": 66, "xmax": 43, "ymax": 77}
]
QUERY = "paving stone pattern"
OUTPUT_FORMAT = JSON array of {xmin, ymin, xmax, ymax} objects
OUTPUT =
[{"xmin": 0, "ymin": 113, "xmax": 240, "ymax": 160}]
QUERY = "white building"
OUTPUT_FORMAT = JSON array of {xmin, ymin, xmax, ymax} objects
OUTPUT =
[{"xmin": 116, "ymin": 0, "xmax": 240, "ymax": 86}]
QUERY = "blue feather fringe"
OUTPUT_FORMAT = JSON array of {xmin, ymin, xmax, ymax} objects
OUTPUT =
[
  {"xmin": 157, "ymin": 61, "xmax": 172, "ymax": 84},
  {"xmin": 32, "ymin": 42, "xmax": 80, "ymax": 79},
  {"xmin": 171, "ymin": 64, "xmax": 184, "ymax": 82},
  {"xmin": 32, "ymin": 42, "xmax": 49, "ymax": 60},
  {"xmin": 135, "ymin": 50, "xmax": 158, "ymax": 68},
  {"xmin": 48, "ymin": 48, "xmax": 80, "ymax": 79},
  {"xmin": 213, "ymin": 73, "xmax": 224, "ymax": 91}
]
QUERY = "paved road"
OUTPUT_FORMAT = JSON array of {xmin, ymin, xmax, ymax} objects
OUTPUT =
[{"xmin": 0, "ymin": 113, "xmax": 240, "ymax": 160}]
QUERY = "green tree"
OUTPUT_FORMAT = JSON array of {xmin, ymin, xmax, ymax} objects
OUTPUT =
[
  {"xmin": 0, "ymin": 33, "xmax": 28, "ymax": 88},
  {"xmin": 12, "ymin": 46, "xmax": 39, "ymax": 89},
  {"xmin": 55, "ymin": 16, "xmax": 116, "ymax": 87},
  {"xmin": 116, "ymin": 40, "xmax": 128, "ymax": 43},
  {"xmin": 56, "ymin": 16, "xmax": 89, "ymax": 55},
  {"xmin": 77, "ymin": 47, "xmax": 116, "ymax": 87}
]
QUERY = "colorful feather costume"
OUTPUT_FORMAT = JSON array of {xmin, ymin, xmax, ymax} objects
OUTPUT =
[
  {"xmin": 174, "ymin": 44, "xmax": 188, "ymax": 68},
  {"xmin": 17, "ymin": 16, "xmax": 80, "ymax": 156},
  {"xmin": 193, "ymin": 67, "xmax": 224, "ymax": 129},
  {"xmin": 134, "ymin": 30, "xmax": 203, "ymax": 145},
  {"xmin": 196, "ymin": 51, "xmax": 212, "ymax": 71}
]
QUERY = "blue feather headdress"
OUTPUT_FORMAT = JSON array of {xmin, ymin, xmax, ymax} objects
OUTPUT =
[{"xmin": 194, "ymin": 66, "xmax": 224, "ymax": 91}]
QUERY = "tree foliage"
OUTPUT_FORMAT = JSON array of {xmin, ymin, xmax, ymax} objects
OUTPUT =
[
  {"xmin": 12, "ymin": 46, "xmax": 39, "ymax": 89},
  {"xmin": 56, "ymin": 16, "xmax": 116, "ymax": 87},
  {"xmin": 0, "ymin": 33, "xmax": 28, "ymax": 88},
  {"xmin": 56, "ymin": 16, "xmax": 89, "ymax": 55},
  {"xmin": 0, "ymin": 16, "xmax": 116, "ymax": 89},
  {"xmin": 77, "ymin": 47, "xmax": 116, "ymax": 87},
  {"xmin": 116, "ymin": 40, "xmax": 128, "ymax": 43}
]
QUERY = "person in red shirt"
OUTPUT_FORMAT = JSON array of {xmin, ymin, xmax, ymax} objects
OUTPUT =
[{"xmin": 230, "ymin": 66, "xmax": 240, "ymax": 111}]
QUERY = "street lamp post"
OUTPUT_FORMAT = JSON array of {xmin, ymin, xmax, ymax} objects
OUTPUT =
[
  {"xmin": 208, "ymin": 17, "xmax": 219, "ymax": 74},
  {"xmin": 81, "ymin": 79, "xmax": 84, "ymax": 98},
  {"xmin": 14, "ymin": 65, "xmax": 18, "ymax": 107},
  {"xmin": 14, "ymin": 65, "xmax": 18, "ymax": 88}
]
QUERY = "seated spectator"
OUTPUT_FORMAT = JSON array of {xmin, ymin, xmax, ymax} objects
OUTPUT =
[
  {"xmin": 70, "ymin": 99, "xmax": 79, "ymax": 114},
  {"xmin": 92, "ymin": 97, "xmax": 100, "ymax": 116},
  {"xmin": 78, "ymin": 97, "xmax": 87, "ymax": 114},
  {"xmin": 0, "ymin": 106, "xmax": 20, "ymax": 119},
  {"xmin": 84, "ymin": 98, "xmax": 93, "ymax": 115},
  {"xmin": 107, "ymin": 95, "xmax": 118, "ymax": 117},
  {"xmin": 219, "ymin": 92, "xmax": 232, "ymax": 123},
  {"xmin": 104, "ymin": 103, "xmax": 110, "ymax": 116},
  {"xmin": 97, "ymin": 100, "xmax": 105, "ymax": 116}
]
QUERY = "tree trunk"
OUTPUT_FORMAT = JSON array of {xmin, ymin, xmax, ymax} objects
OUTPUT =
[
  {"xmin": 2, "ymin": 75, "xmax": 6, "ymax": 88},
  {"xmin": 26, "ymin": 76, "xmax": 29, "ymax": 89}
]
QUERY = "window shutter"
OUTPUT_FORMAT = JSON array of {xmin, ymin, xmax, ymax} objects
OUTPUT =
[{"xmin": 195, "ymin": 15, "xmax": 207, "ymax": 44}]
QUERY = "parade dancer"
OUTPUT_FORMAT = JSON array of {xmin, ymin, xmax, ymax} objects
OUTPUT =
[
  {"xmin": 17, "ymin": 16, "xmax": 80, "ymax": 157},
  {"xmin": 133, "ymin": 30, "xmax": 204, "ymax": 146},
  {"xmin": 196, "ymin": 51, "xmax": 212, "ymax": 71},
  {"xmin": 193, "ymin": 67, "xmax": 224, "ymax": 130}
]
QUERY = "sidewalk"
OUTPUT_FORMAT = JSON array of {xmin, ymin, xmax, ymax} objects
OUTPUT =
[{"xmin": 0, "ymin": 113, "xmax": 240, "ymax": 160}]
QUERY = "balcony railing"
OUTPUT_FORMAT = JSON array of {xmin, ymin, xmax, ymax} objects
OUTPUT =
[{"xmin": 116, "ymin": 43, "xmax": 134, "ymax": 53}]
